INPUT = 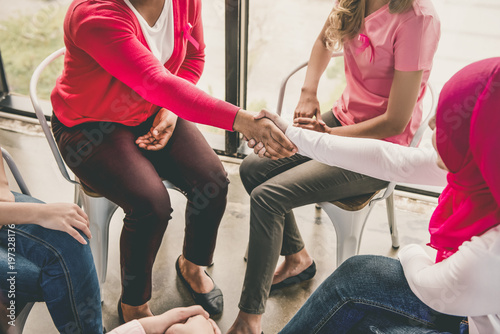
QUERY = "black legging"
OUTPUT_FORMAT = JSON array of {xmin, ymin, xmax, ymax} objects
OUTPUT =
[{"xmin": 52, "ymin": 114, "xmax": 229, "ymax": 306}]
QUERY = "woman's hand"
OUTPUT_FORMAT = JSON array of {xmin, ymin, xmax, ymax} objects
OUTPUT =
[
  {"xmin": 35, "ymin": 203, "xmax": 91, "ymax": 245},
  {"xmin": 247, "ymin": 110, "xmax": 291, "ymax": 158},
  {"xmin": 233, "ymin": 109, "xmax": 297, "ymax": 160},
  {"xmin": 165, "ymin": 315, "xmax": 220, "ymax": 334},
  {"xmin": 136, "ymin": 108, "xmax": 178, "ymax": 151},
  {"xmin": 294, "ymin": 90, "xmax": 322, "ymax": 120},
  {"xmin": 293, "ymin": 116, "xmax": 330, "ymax": 133},
  {"xmin": 137, "ymin": 306, "xmax": 220, "ymax": 334}
]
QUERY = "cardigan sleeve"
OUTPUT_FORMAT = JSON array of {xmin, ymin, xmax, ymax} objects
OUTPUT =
[
  {"xmin": 398, "ymin": 225, "xmax": 500, "ymax": 317},
  {"xmin": 285, "ymin": 126, "xmax": 446, "ymax": 186},
  {"xmin": 68, "ymin": 3, "xmax": 238, "ymax": 131}
]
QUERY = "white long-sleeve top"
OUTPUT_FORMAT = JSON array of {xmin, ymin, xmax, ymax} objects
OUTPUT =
[{"xmin": 285, "ymin": 126, "xmax": 500, "ymax": 333}]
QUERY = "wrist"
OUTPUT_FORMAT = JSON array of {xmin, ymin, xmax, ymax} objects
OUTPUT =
[
  {"xmin": 232, "ymin": 109, "xmax": 250, "ymax": 132},
  {"xmin": 300, "ymin": 86, "xmax": 317, "ymax": 96}
]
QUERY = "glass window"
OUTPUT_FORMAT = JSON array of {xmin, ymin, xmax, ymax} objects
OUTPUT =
[{"xmin": 0, "ymin": 0, "xmax": 227, "ymax": 150}]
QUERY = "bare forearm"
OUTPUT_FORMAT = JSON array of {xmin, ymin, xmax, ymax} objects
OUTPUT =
[
  {"xmin": 328, "ymin": 113, "xmax": 406, "ymax": 139},
  {"xmin": 301, "ymin": 38, "xmax": 334, "ymax": 94},
  {"xmin": 0, "ymin": 202, "xmax": 43, "ymax": 226}
]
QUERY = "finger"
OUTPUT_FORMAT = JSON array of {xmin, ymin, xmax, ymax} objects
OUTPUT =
[
  {"xmin": 208, "ymin": 319, "xmax": 221, "ymax": 334},
  {"xmin": 257, "ymin": 146, "xmax": 267, "ymax": 158},
  {"xmin": 152, "ymin": 118, "xmax": 171, "ymax": 137},
  {"xmin": 253, "ymin": 141, "xmax": 264, "ymax": 154},
  {"xmin": 247, "ymin": 138, "xmax": 256, "ymax": 148},
  {"xmin": 67, "ymin": 227, "xmax": 87, "ymax": 245},
  {"xmin": 175, "ymin": 306, "xmax": 209, "ymax": 321},
  {"xmin": 253, "ymin": 109, "xmax": 267, "ymax": 120},
  {"xmin": 263, "ymin": 144, "xmax": 281, "ymax": 160},
  {"xmin": 74, "ymin": 205, "xmax": 89, "ymax": 224},
  {"xmin": 294, "ymin": 123, "xmax": 317, "ymax": 131},
  {"xmin": 315, "ymin": 111, "xmax": 325, "ymax": 125},
  {"xmin": 71, "ymin": 220, "xmax": 92, "ymax": 240},
  {"xmin": 294, "ymin": 117, "xmax": 316, "ymax": 125},
  {"xmin": 269, "ymin": 125, "xmax": 297, "ymax": 153}
]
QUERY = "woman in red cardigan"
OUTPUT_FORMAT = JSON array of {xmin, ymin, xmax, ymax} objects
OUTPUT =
[{"xmin": 51, "ymin": 0, "xmax": 295, "ymax": 323}]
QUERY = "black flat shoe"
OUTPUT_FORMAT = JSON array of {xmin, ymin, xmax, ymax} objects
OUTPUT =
[
  {"xmin": 270, "ymin": 260, "xmax": 316, "ymax": 292},
  {"xmin": 175, "ymin": 255, "xmax": 224, "ymax": 316}
]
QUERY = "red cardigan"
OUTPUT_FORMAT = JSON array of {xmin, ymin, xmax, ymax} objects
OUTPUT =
[{"xmin": 51, "ymin": 0, "xmax": 239, "ymax": 131}]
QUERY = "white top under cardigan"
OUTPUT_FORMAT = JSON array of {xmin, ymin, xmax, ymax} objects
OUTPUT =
[
  {"xmin": 286, "ymin": 125, "xmax": 500, "ymax": 334},
  {"xmin": 124, "ymin": 0, "xmax": 174, "ymax": 64}
]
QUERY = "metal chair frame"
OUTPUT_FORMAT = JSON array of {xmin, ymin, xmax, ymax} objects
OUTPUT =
[{"xmin": 276, "ymin": 52, "xmax": 436, "ymax": 266}]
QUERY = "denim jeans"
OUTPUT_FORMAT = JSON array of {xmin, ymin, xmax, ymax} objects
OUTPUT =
[
  {"xmin": 0, "ymin": 192, "xmax": 102, "ymax": 333},
  {"xmin": 279, "ymin": 255, "xmax": 468, "ymax": 334}
]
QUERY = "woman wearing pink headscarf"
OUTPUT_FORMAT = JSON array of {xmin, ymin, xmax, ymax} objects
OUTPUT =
[{"xmin": 257, "ymin": 57, "xmax": 500, "ymax": 333}]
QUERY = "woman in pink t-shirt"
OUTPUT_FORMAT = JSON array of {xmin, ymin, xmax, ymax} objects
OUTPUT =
[{"xmin": 230, "ymin": 0, "xmax": 440, "ymax": 333}]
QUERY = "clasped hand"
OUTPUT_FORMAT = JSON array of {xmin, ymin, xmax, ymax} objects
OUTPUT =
[
  {"xmin": 136, "ymin": 108, "xmax": 178, "ymax": 151},
  {"xmin": 234, "ymin": 109, "xmax": 297, "ymax": 160}
]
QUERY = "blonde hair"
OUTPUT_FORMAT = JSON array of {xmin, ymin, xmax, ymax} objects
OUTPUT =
[{"xmin": 324, "ymin": 0, "xmax": 414, "ymax": 51}]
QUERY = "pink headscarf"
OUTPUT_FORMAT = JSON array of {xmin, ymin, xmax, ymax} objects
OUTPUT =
[{"xmin": 429, "ymin": 57, "xmax": 500, "ymax": 262}]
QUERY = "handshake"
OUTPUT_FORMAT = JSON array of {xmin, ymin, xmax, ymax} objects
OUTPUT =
[{"xmin": 233, "ymin": 109, "xmax": 296, "ymax": 160}]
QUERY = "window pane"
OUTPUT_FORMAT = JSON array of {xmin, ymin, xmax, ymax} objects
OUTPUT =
[{"xmin": 0, "ymin": 0, "xmax": 227, "ymax": 150}]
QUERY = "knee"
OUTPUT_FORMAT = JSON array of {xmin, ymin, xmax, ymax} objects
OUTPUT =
[
  {"xmin": 191, "ymin": 164, "xmax": 229, "ymax": 204},
  {"xmin": 126, "ymin": 191, "xmax": 172, "ymax": 227},
  {"xmin": 250, "ymin": 183, "xmax": 284, "ymax": 216},
  {"xmin": 239, "ymin": 154, "xmax": 262, "ymax": 193}
]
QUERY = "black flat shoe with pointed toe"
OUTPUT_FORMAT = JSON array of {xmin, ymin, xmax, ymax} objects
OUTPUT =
[
  {"xmin": 270, "ymin": 260, "xmax": 316, "ymax": 292},
  {"xmin": 175, "ymin": 256, "xmax": 224, "ymax": 316}
]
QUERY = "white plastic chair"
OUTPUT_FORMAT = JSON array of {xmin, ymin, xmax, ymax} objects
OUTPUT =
[
  {"xmin": 276, "ymin": 52, "xmax": 436, "ymax": 266},
  {"xmin": 1, "ymin": 147, "xmax": 35, "ymax": 334},
  {"xmin": 29, "ymin": 48, "xmax": 184, "ymax": 300}
]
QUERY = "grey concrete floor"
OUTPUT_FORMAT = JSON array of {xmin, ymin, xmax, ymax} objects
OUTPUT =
[{"xmin": 0, "ymin": 116, "xmax": 437, "ymax": 334}]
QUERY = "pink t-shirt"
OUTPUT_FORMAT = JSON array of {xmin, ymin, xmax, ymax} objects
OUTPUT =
[{"xmin": 333, "ymin": 0, "xmax": 440, "ymax": 146}]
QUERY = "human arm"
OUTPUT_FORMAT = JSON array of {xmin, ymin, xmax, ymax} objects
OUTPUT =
[
  {"xmin": 398, "ymin": 225, "xmax": 500, "ymax": 317},
  {"xmin": 107, "ymin": 306, "xmax": 220, "ymax": 334},
  {"xmin": 136, "ymin": 108, "xmax": 178, "ymax": 151},
  {"xmin": 0, "ymin": 202, "xmax": 91, "ymax": 244},
  {"xmin": 295, "ymin": 70, "xmax": 424, "ymax": 139},
  {"xmin": 252, "ymin": 109, "xmax": 445, "ymax": 185},
  {"xmin": 294, "ymin": 19, "xmax": 335, "ymax": 121}
]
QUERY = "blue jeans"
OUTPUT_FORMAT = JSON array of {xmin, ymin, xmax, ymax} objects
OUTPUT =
[
  {"xmin": 280, "ymin": 255, "xmax": 468, "ymax": 334},
  {"xmin": 0, "ymin": 192, "xmax": 102, "ymax": 333}
]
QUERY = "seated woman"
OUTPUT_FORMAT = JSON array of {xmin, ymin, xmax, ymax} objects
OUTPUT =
[
  {"xmin": 273, "ymin": 58, "xmax": 500, "ymax": 333},
  {"xmin": 0, "ymin": 149, "xmax": 102, "ymax": 333},
  {"xmin": 230, "ymin": 0, "xmax": 440, "ymax": 332},
  {"xmin": 52, "ymin": 0, "xmax": 295, "ymax": 323}
]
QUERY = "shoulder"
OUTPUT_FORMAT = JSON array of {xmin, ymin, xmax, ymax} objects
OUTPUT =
[
  {"xmin": 66, "ymin": 0, "xmax": 137, "ymax": 38},
  {"xmin": 68, "ymin": 0, "xmax": 135, "ymax": 26},
  {"xmin": 401, "ymin": 0, "xmax": 440, "ymax": 25}
]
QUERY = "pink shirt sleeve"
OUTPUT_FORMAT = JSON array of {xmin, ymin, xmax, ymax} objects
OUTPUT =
[
  {"xmin": 393, "ymin": 14, "xmax": 440, "ymax": 71},
  {"xmin": 69, "ymin": 4, "xmax": 238, "ymax": 131},
  {"xmin": 107, "ymin": 320, "xmax": 146, "ymax": 334}
]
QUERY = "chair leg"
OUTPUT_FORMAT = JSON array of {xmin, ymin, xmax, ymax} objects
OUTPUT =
[
  {"xmin": 74, "ymin": 184, "xmax": 82, "ymax": 208},
  {"xmin": 5, "ymin": 302, "xmax": 34, "ymax": 334},
  {"xmin": 80, "ymin": 192, "xmax": 118, "ymax": 302},
  {"xmin": 385, "ymin": 193, "xmax": 399, "ymax": 249},
  {"xmin": 319, "ymin": 202, "xmax": 374, "ymax": 267}
]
